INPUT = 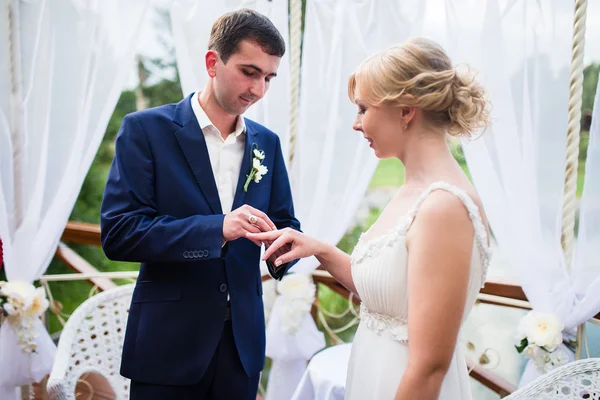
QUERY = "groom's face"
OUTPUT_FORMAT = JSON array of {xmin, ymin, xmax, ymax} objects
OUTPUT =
[{"xmin": 211, "ymin": 40, "xmax": 281, "ymax": 116}]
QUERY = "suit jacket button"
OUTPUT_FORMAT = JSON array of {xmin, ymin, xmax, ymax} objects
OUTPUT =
[
  {"xmin": 219, "ymin": 283, "xmax": 227, "ymax": 293},
  {"xmin": 203, "ymin": 250, "xmax": 209, "ymax": 257},
  {"xmin": 193, "ymin": 251, "xmax": 199, "ymax": 258},
  {"xmin": 183, "ymin": 251, "xmax": 189, "ymax": 258}
]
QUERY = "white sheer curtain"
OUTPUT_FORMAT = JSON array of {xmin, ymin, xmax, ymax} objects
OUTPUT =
[
  {"xmin": 572, "ymin": 75, "xmax": 600, "ymax": 328},
  {"xmin": 170, "ymin": 0, "xmax": 292, "ymax": 160},
  {"xmin": 433, "ymin": 0, "xmax": 599, "ymax": 385},
  {"xmin": 288, "ymin": 0, "xmax": 427, "ymax": 275},
  {"xmin": 0, "ymin": 0, "xmax": 149, "ymax": 396},
  {"xmin": 447, "ymin": 0, "xmax": 572, "ymax": 311},
  {"xmin": 265, "ymin": 1, "xmax": 429, "ymax": 398}
]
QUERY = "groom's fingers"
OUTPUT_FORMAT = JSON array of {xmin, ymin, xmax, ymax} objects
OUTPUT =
[
  {"xmin": 244, "ymin": 206, "xmax": 277, "ymax": 231},
  {"xmin": 249, "ymin": 216, "xmax": 272, "ymax": 233},
  {"xmin": 243, "ymin": 222, "xmax": 263, "ymax": 246}
]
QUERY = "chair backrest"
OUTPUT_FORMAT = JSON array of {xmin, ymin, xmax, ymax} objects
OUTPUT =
[
  {"xmin": 47, "ymin": 284, "xmax": 134, "ymax": 400},
  {"xmin": 505, "ymin": 358, "xmax": 600, "ymax": 399}
]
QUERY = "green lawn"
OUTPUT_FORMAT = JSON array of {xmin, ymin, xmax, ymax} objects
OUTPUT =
[
  {"xmin": 369, "ymin": 158, "xmax": 405, "ymax": 188},
  {"xmin": 369, "ymin": 157, "xmax": 587, "ymax": 198}
]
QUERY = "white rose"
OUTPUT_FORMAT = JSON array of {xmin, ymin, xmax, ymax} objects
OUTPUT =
[
  {"xmin": 277, "ymin": 274, "xmax": 317, "ymax": 334},
  {"xmin": 1, "ymin": 281, "xmax": 36, "ymax": 300},
  {"xmin": 517, "ymin": 311, "xmax": 536, "ymax": 340},
  {"xmin": 3, "ymin": 302, "xmax": 17, "ymax": 316},
  {"xmin": 0, "ymin": 281, "xmax": 49, "ymax": 319},
  {"xmin": 26, "ymin": 287, "xmax": 50, "ymax": 317},
  {"xmin": 525, "ymin": 312, "xmax": 564, "ymax": 351},
  {"xmin": 278, "ymin": 274, "xmax": 315, "ymax": 300},
  {"xmin": 280, "ymin": 298, "xmax": 312, "ymax": 334},
  {"xmin": 1, "ymin": 282, "xmax": 37, "ymax": 316}
]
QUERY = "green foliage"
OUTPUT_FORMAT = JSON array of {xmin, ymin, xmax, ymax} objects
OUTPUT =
[
  {"xmin": 337, "ymin": 207, "xmax": 380, "ymax": 254},
  {"xmin": 582, "ymin": 63, "xmax": 599, "ymax": 114},
  {"xmin": 316, "ymin": 284, "xmax": 359, "ymax": 345},
  {"xmin": 369, "ymin": 158, "xmax": 405, "ymax": 188},
  {"xmin": 142, "ymin": 78, "xmax": 183, "ymax": 107},
  {"xmin": 315, "ymin": 207, "xmax": 381, "ymax": 345}
]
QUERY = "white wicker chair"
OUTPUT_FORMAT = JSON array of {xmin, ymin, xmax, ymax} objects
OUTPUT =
[
  {"xmin": 47, "ymin": 284, "xmax": 135, "ymax": 400},
  {"xmin": 504, "ymin": 358, "xmax": 600, "ymax": 399}
]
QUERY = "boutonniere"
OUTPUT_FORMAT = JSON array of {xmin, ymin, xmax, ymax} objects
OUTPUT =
[{"xmin": 244, "ymin": 144, "xmax": 268, "ymax": 192}]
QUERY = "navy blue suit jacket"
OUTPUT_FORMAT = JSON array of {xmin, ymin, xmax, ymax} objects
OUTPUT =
[{"xmin": 100, "ymin": 94, "xmax": 300, "ymax": 385}]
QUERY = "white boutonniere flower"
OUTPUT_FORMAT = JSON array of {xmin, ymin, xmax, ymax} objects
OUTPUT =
[{"xmin": 244, "ymin": 145, "xmax": 268, "ymax": 192}]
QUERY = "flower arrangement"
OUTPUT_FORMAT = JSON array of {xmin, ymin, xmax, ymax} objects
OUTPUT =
[
  {"xmin": 277, "ymin": 273, "xmax": 316, "ymax": 334},
  {"xmin": 515, "ymin": 311, "xmax": 572, "ymax": 373},
  {"xmin": 0, "ymin": 281, "xmax": 49, "ymax": 353}
]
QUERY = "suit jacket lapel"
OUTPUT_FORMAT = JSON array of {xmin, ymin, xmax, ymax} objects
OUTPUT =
[
  {"xmin": 172, "ymin": 95, "xmax": 223, "ymax": 215},
  {"xmin": 232, "ymin": 120, "xmax": 259, "ymax": 210}
]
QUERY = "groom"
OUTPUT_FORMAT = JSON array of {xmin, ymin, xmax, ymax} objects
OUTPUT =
[{"xmin": 100, "ymin": 9, "xmax": 300, "ymax": 400}]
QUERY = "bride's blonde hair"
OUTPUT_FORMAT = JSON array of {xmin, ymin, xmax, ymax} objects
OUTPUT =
[{"xmin": 348, "ymin": 37, "xmax": 490, "ymax": 137}]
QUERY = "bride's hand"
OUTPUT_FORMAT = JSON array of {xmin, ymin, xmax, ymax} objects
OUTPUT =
[{"xmin": 246, "ymin": 228, "xmax": 323, "ymax": 267}]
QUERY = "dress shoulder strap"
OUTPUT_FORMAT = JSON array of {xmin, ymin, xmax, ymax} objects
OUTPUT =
[{"xmin": 402, "ymin": 181, "xmax": 491, "ymax": 287}]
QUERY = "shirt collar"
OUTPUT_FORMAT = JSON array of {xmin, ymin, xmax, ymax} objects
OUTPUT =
[{"xmin": 191, "ymin": 91, "xmax": 246, "ymax": 138}]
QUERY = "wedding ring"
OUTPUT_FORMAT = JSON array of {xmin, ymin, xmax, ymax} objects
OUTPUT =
[{"xmin": 248, "ymin": 214, "xmax": 258, "ymax": 224}]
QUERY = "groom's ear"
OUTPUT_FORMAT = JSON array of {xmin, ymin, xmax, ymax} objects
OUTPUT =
[{"xmin": 206, "ymin": 50, "xmax": 219, "ymax": 78}]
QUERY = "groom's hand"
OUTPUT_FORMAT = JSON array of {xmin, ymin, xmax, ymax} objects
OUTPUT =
[
  {"xmin": 223, "ymin": 205, "xmax": 276, "ymax": 246},
  {"xmin": 223, "ymin": 205, "xmax": 290, "ymax": 269}
]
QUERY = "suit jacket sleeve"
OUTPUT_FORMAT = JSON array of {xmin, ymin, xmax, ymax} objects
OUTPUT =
[
  {"xmin": 100, "ymin": 114, "xmax": 224, "ymax": 263},
  {"xmin": 265, "ymin": 134, "xmax": 302, "ymax": 279}
]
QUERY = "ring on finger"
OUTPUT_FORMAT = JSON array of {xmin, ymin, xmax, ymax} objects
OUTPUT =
[{"xmin": 248, "ymin": 214, "xmax": 258, "ymax": 225}]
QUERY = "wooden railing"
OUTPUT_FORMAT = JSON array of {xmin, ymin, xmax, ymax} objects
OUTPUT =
[
  {"xmin": 54, "ymin": 220, "xmax": 599, "ymax": 398},
  {"xmin": 61, "ymin": 221, "xmax": 102, "ymax": 245}
]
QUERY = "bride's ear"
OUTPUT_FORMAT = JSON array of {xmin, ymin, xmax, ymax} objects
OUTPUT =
[{"xmin": 400, "ymin": 106, "xmax": 416, "ymax": 129}]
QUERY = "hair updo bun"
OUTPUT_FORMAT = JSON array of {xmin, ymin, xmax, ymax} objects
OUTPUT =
[{"xmin": 348, "ymin": 37, "xmax": 490, "ymax": 137}]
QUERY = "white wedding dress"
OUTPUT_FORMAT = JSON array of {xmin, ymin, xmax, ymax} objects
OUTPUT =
[{"xmin": 345, "ymin": 182, "xmax": 491, "ymax": 400}]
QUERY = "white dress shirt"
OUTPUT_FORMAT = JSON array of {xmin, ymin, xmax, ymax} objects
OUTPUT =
[
  {"xmin": 190, "ymin": 92, "xmax": 246, "ymax": 214},
  {"xmin": 191, "ymin": 92, "xmax": 246, "ymax": 302}
]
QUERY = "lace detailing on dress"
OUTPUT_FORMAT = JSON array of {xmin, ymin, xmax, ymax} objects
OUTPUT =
[
  {"xmin": 360, "ymin": 304, "xmax": 408, "ymax": 342},
  {"xmin": 351, "ymin": 181, "xmax": 491, "ymax": 287},
  {"xmin": 350, "ymin": 218, "xmax": 409, "ymax": 266}
]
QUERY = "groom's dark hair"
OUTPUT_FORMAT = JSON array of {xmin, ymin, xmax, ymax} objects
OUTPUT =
[{"xmin": 208, "ymin": 9, "xmax": 286, "ymax": 64}]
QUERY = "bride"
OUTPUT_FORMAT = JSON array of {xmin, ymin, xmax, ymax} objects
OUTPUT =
[{"xmin": 249, "ymin": 37, "xmax": 491, "ymax": 400}]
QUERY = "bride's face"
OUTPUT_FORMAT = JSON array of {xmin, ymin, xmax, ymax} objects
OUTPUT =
[{"xmin": 352, "ymin": 86, "xmax": 405, "ymax": 159}]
